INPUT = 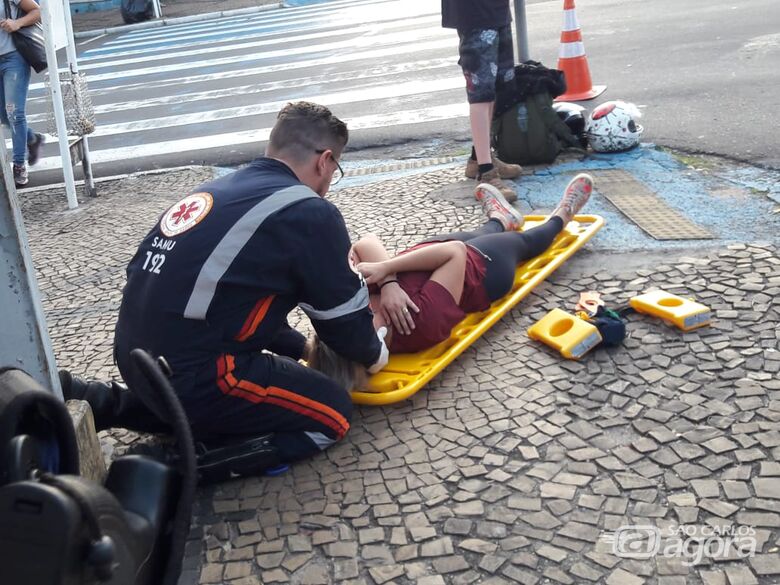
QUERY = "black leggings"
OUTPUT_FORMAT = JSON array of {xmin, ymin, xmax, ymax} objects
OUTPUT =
[{"xmin": 425, "ymin": 217, "xmax": 564, "ymax": 301}]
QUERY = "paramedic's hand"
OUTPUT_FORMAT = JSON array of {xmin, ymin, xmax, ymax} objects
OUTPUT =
[
  {"xmin": 356, "ymin": 261, "xmax": 390, "ymax": 285},
  {"xmin": 379, "ymin": 282, "xmax": 419, "ymax": 336},
  {"xmin": 368, "ymin": 327, "xmax": 389, "ymax": 374}
]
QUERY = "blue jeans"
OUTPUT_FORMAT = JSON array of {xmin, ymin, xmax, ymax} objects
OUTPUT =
[{"xmin": 0, "ymin": 50, "xmax": 35, "ymax": 165}]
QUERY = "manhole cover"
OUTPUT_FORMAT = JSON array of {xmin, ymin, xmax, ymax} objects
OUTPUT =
[{"xmin": 591, "ymin": 169, "xmax": 713, "ymax": 240}]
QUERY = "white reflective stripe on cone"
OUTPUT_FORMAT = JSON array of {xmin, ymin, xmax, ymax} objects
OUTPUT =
[
  {"xmin": 559, "ymin": 41, "xmax": 586, "ymax": 59},
  {"xmin": 562, "ymin": 9, "xmax": 580, "ymax": 31}
]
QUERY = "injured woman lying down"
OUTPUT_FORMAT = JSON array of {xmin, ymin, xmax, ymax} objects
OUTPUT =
[{"xmin": 307, "ymin": 174, "xmax": 594, "ymax": 390}]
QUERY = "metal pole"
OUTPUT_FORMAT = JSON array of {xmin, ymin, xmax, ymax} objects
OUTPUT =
[
  {"xmin": 62, "ymin": 0, "xmax": 98, "ymax": 198},
  {"xmin": 151, "ymin": 0, "xmax": 162, "ymax": 19},
  {"xmin": 513, "ymin": 0, "xmax": 530, "ymax": 62},
  {"xmin": 40, "ymin": 0, "xmax": 79, "ymax": 209},
  {"xmin": 0, "ymin": 161, "xmax": 62, "ymax": 397}
]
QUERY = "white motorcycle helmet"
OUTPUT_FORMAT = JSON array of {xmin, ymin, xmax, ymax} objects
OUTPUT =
[{"xmin": 585, "ymin": 101, "xmax": 643, "ymax": 152}]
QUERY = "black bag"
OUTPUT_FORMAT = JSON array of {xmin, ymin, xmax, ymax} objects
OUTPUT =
[
  {"xmin": 492, "ymin": 60, "xmax": 581, "ymax": 165},
  {"xmin": 120, "ymin": 0, "xmax": 153, "ymax": 24},
  {"xmin": 2, "ymin": 0, "xmax": 47, "ymax": 73}
]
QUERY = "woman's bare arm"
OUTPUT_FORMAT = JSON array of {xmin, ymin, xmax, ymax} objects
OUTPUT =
[
  {"xmin": 352, "ymin": 234, "xmax": 420, "ymax": 334},
  {"xmin": 358, "ymin": 241, "xmax": 468, "ymax": 304}
]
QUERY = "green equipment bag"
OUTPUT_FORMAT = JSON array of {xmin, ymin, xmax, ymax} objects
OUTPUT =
[{"xmin": 492, "ymin": 61, "xmax": 582, "ymax": 165}]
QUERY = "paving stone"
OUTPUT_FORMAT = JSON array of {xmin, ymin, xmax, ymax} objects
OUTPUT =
[
  {"xmin": 501, "ymin": 564, "xmax": 540, "ymax": 585},
  {"xmin": 500, "ymin": 535, "xmax": 531, "ymax": 552},
  {"xmin": 368, "ymin": 565, "xmax": 404, "ymax": 584},
  {"xmin": 296, "ymin": 563, "xmax": 330, "ymax": 585},
  {"xmin": 334, "ymin": 559, "xmax": 359, "ymax": 581},
  {"xmin": 724, "ymin": 565, "xmax": 758, "ymax": 585},
  {"xmin": 606, "ymin": 568, "xmax": 645, "ymax": 585},
  {"xmin": 507, "ymin": 496, "xmax": 542, "ymax": 511},
  {"xmin": 200, "ymin": 564, "xmax": 224, "ymax": 583},
  {"xmin": 698, "ymin": 499, "xmax": 740, "ymax": 518},
  {"xmin": 262, "ymin": 568, "xmax": 290, "ymax": 583},
  {"xmin": 443, "ymin": 518, "xmax": 473, "ymax": 535},
  {"xmin": 543, "ymin": 567, "xmax": 574, "ymax": 584},
  {"xmin": 540, "ymin": 482, "xmax": 577, "ymax": 500},
  {"xmin": 282, "ymin": 553, "xmax": 313, "ymax": 573},
  {"xmin": 751, "ymin": 478, "xmax": 780, "ymax": 499},
  {"xmin": 420, "ymin": 537, "xmax": 454, "ymax": 557},
  {"xmin": 522, "ymin": 510, "xmax": 562, "ymax": 530},
  {"xmin": 256, "ymin": 552, "xmax": 285, "ymax": 570},
  {"xmin": 536, "ymin": 544, "xmax": 567, "ymax": 562},
  {"xmin": 749, "ymin": 554, "xmax": 780, "ymax": 576},
  {"xmin": 453, "ymin": 500, "xmax": 484, "ymax": 516},
  {"xmin": 417, "ymin": 577, "xmax": 446, "ymax": 585},
  {"xmin": 691, "ymin": 480, "xmax": 721, "ymax": 499},
  {"xmin": 409, "ymin": 526, "xmax": 437, "ymax": 542},
  {"xmin": 432, "ymin": 555, "xmax": 470, "ymax": 574},
  {"xmin": 457, "ymin": 538, "xmax": 498, "ymax": 555},
  {"xmin": 569, "ymin": 561, "xmax": 604, "ymax": 581},
  {"xmin": 558, "ymin": 521, "xmax": 601, "ymax": 543},
  {"xmin": 479, "ymin": 554, "xmax": 507, "ymax": 573},
  {"xmin": 362, "ymin": 544, "xmax": 395, "ymax": 562},
  {"xmin": 703, "ymin": 437, "xmax": 739, "ymax": 453}
]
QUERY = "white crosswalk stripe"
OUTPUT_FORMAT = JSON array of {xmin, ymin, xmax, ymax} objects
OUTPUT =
[{"xmin": 26, "ymin": 0, "xmax": 468, "ymax": 180}]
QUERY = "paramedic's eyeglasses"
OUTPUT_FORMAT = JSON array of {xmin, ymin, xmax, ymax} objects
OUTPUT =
[{"xmin": 315, "ymin": 149, "xmax": 344, "ymax": 184}]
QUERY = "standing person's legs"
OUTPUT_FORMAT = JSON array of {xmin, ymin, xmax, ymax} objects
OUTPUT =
[
  {"xmin": 0, "ymin": 52, "xmax": 32, "ymax": 166},
  {"xmin": 189, "ymin": 352, "xmax": 354, "ymax": 463},
  {"xmin": 457, "ymin": 28, "xmax": 519, "ymax": 201},
  {"xmin": 0, "ymin": 52, "xmax": 33, "ymax": 186}
]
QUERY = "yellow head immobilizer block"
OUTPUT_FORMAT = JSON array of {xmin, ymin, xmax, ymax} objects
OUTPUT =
[
  {"xmin": 527, "ymin": 308, "xmax": 602, "ymax": 360},
  {"xmin": 629, "ymin": 290, "xmax": 711, "ymax": 332}
]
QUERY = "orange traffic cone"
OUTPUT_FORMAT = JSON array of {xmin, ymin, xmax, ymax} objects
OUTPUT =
[{"xmin": 555, "ymin": 0, "xmax": 606, "ymax": 101}]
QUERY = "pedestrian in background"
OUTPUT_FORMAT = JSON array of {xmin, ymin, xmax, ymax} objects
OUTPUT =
[
  {"xmin": 0, "ymin": 0, "xmax": 45, "ymax": 187},
  {"xmin": 442, "ymin": 0, "xmax": 522, "ymax": 202}
]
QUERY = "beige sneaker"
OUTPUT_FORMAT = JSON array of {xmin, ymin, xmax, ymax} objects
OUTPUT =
[
  {"xmin": 475, "ymin": 183, "xmax": 524, "ymax": 231},
  {"xmin": 465, "ymin": 154, "xmax": 523, "ymax": 179},
  {"xmin": 552, "ymin": 173, "xmax": 594, "ymax": 223},
  {"xmin": 476, "ymin": 167, "xmax": 517, "ymax": 203}
]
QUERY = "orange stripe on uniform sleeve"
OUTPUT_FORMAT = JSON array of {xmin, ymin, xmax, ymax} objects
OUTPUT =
[{"xmin": 236, "ymin": 295, "xmax": 276, "ymax": 342}]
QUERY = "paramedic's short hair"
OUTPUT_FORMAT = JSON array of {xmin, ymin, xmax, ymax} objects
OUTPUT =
[{"xmin": 267, "ymin": 102, "xmax": 348, "ymax": 162}]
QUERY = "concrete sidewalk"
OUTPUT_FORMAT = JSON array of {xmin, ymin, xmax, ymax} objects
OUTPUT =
[
  {"xmin": 23, "ymin": 160, "xmax": 780, "ymax": 585},
  {"xmin": 70, "ymin": 0, "xmax": 281, "ymax": 35}
]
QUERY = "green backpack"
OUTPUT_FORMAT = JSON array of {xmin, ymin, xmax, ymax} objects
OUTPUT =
[{"xmin": 492, "ymin": 62, "xmax": 582, "ymax": 165}]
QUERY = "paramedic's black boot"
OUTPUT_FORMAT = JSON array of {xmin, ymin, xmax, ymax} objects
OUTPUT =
[
  {"xmin": 59, "ymin": 370, "xmax": 169, "ymax": 433},
  {"xmin": 196, "ymin": 434, "xmax": 281, "ymax": 484}
]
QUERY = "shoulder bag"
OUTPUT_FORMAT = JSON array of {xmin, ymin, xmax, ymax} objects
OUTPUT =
[{"xmin": 2, "ymin": 0, "xmax": 47, "ymax": 73}]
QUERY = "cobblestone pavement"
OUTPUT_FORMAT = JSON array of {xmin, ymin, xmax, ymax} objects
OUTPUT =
[{"xmin": 22, "ymin": 166, "xmax": 780, "ymax": 585}]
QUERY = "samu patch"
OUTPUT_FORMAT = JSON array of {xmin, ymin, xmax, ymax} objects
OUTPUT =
[{"xmin": 160, "ymin": 192, "xmax": 213, "ymax": 237}]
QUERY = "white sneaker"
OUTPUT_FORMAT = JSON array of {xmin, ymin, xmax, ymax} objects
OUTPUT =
[
  {"xmin": 553, "ymin": 173, "xmax": 594, "ymax": 223},
  {"xmin": 475, "ymin": 182, "xmax": 524, "ymax": 231}
]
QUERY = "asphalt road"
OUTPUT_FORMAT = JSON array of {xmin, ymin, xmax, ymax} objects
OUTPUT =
[{"xmin": 24, "ymin": 0, "xmax": 780, "ymax": 186}]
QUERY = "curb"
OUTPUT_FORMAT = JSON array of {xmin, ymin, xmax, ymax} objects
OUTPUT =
[{"xmin": 73, "ymin": 2, "xmax": 284, "ymax": 39}]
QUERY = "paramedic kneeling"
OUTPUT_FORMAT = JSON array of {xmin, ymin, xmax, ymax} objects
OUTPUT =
[{"xmin": 65, "ymin": 102, "xmax": 389, "ymax": 464}]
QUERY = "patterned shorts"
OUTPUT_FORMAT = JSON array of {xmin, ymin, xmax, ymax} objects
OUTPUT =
[{"xmin": 457, "ymin": 26, "xmax": 515, "ymax": 103}]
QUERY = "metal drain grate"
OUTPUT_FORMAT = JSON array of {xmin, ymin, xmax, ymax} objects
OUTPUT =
[{"xmin": 590, "ymin": 169, "xmax": 713, "ymax": 240}]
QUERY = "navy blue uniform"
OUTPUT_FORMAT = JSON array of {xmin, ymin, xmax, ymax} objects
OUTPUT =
[{"xmin": 114, "ymin": 158, "xmax": 380, "ymax": 461}]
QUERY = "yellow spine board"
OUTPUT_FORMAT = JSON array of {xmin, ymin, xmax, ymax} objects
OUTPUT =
[
  {"xmin": 629, "ymin": 290, "xmax": 711, "ymax": 332},
  {"xmin": 527, "ymin": 308, "xmax": 603, "ymax": 360},
  {"xmin": 352, "ymin": 215, "xmax": 605, "ymax": 406}
]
